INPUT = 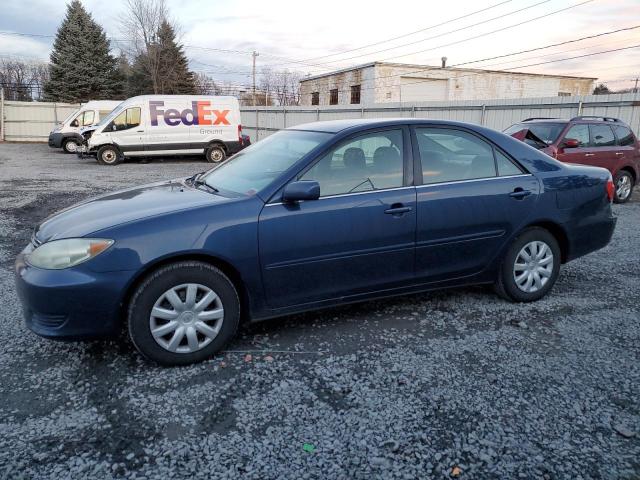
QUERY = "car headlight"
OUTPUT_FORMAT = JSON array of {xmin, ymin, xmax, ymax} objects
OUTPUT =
[{"xmin": 26, "ymin": 238, "xmax": 114, "ymax": 270}]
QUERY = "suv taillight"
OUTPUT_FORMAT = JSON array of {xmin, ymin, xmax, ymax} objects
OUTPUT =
[
  {"xmin": 606, "ymin": 177, "xmax": 614, "ymax": 202},
  {"xmin": 238, "ymin": 125, "xmax": 243, "ymax": 145}
]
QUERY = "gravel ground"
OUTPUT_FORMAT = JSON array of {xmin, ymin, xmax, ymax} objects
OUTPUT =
[{"xmin": 0, "ymin": 143, "xmax": 638, "ymax": 480}]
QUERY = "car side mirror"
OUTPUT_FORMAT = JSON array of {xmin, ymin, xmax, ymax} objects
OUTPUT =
[
  {"xmin": 70, "ymin": 119, "xmax": 79, "ymax": 128},
  {"xmin": 282, "ymin": 180, "xmax": 320, "ymax": 203},
  {"xmin": 562, "ymin": 138, "xmax": 579, "ymax": 148}
]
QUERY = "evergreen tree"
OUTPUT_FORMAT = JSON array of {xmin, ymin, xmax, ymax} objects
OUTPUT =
[
  {"xmin": 44, "ymin": 0, "xmax": 122, "ymax": 102},
  {"xmin": 154, "ymin": 20, "xmax": 196, "ymax": 94}
]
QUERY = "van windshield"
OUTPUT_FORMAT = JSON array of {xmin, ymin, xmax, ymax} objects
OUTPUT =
[
  {"xmin": 202, "ymin": 130, "xmax": 333, "ymax": 195},
  {"xmin": 96, "ymin": 103, "xmax": 124, "ymax": 128}
]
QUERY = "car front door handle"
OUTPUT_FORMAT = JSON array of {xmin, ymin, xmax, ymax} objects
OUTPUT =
[
  {"xmin": 615, "ymin": 152, "xmax": 624, "ymax": 156},
  {"xmin": 585, "ymin": 153, "xmax": 595, "ymax": 157},
  {"xmin": 509, "ymin": 188, "xmax": 532, "ymax": 199},
  {"xmin": 384, "ymin": 204, "xmax": 412, "ymax": 215}
]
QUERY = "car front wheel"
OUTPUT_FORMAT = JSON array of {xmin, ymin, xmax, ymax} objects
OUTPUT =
[
  {"xmin": 613, "ymin": 170, "xmax": 634, "ymax": 203},
  {"xmin": 62, "ymin": 138, "xmax": 79, "ymax": 154},
  {"xmin": 127, "ymin": 261, "xmax": 240, "ymax": 366},
  {"xmin": 495, "ymin": 227, "xmax": 561, "ymax": 302}
]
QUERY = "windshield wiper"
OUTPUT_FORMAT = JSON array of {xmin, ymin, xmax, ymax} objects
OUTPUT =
[{"xmin": 186, "ymin": 172, "xmax": 219, "ymax": 193}]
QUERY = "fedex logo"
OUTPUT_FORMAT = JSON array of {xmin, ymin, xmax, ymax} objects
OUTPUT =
[{"xmin": 149, "ymin": 101, "xmax": 230, "ymax": 127}]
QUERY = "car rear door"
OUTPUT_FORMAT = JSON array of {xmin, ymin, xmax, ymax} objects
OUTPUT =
[
  {"xmin": 586, "ymin": 123, "xmax": 619, "ymax": 173},
  {"xmin": 258, "ymin": 127, "xmax": 416, "ymax": 309},
  {"xmin": 411, "ymin": 126, "xmax": 539, "ymax": 282}
]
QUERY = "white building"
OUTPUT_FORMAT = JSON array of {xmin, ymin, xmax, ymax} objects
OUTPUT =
[{"xmin": 299, "ymin": 62, "xmax": 596, "ymax": 106}]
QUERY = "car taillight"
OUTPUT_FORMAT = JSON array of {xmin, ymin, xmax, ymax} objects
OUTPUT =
[
  {"xmin": 606, "ymin": 177, "xmax": 614, "ymax": 202},
  {"xmin": 238, "ymin": 125, "xmax": 243, "ymax": 145}
]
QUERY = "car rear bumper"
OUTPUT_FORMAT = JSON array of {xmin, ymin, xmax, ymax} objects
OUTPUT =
[
  {"xmin": 566, "ymin": 214, "xmax": 617, "ymax": 262},
  {"xmin": 14, "ymin": 253, "xmax": 134, "ymax": 339}
]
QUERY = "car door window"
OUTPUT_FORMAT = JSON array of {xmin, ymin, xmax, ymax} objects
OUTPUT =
[
  {"xmin": 300, "ymin": 129, "xmax": 404, "ymax": 196},
  {"xmin": 590, "ymin": 124, "xmax": 615, "ymax": 147},
  {"xmin": 415, "ymin": 128, "xmax": 496, "ymax": 184},
  {"xmin": 111, "ymin": 107, "xmax": 141, "ymax": 131},
  {"xmin": 613, "ymin": 125, "xmax": 635, "ymax": 146},
  {"xmin": 563, "ymin": 124, "xmax": 590, "ymax": 147},
  {"xmin": 495, "ymin": 150, "xmax": 523, "ymax": 176}
]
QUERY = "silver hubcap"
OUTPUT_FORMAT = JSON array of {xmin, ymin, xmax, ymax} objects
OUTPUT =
[
  {"xmin": 103, "ymin": 150, "xmax": 116, "ymax": 163},
  {"xmin": 616, "ymin": 175, "xmax": 631, "ymax": 200},
  {"xmin": 66, "ymin": 141, "xmax": 78, "ymax": 152},
  {"xmin": 513, "ymin": 241, "xmax": 554, "ymax": 293},
  {"xmin": 210, "ymin": 149, "xmax": 224, "ymax": 162},
  {"xmin": 149, "ymin": 283, "xmax": 224, "ymax": 354}
]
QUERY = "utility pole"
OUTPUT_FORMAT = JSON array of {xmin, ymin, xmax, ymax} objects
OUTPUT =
[
  {"xmin": 634, "ymin": 77, "xmax": 639, "ymax": 94},
  {"xmin": 252, "ymin": 51, "xmax": 259, "ymax": 106}
]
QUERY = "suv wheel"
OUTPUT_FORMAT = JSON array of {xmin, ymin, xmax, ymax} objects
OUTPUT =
[
  {"xmin": 127, "ymin": 261, "xmax": 240, "ymax": 366},
  {"xmin": 495, "ymin": 227, "xmax": 561, "ymax": 302},
  {"xmin": 205, "ymin": 144, "xmax": 227, "ymax": 163},
  {"xmin": 62, "ymin": 138, "xmax": 79, "ymax": 154},
  {"xmin": 97, "ymin": 145, "xmax": 121, "ymax": 166},
  {"xmin": 613, "ymin": 170, "xmax": 633, "ymax": 203}
]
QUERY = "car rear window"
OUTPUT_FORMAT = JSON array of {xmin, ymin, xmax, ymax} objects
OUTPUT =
[
  {"xmin": 613, "ymin": 125, "xmax": 635, "ymax": 146},
  {"xmin": 504, "ymin": 122, "xmax": 566, "ymax": 145},
  {"xmin": 590, "ymin": 124, "xmax": 616, "ymax": 147}
]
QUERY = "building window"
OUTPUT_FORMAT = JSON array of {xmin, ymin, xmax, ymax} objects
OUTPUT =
[
  {"xmin": 311, "ymin": 92, "xmax": 319, "ymax": 105},
  {"xmin": 558, "ymin": 92, "xmax": 571, "ymax": 96},
  {"xmin": 329, "ymin": 88, "xmax": 338, "ymax": 105},
  {"xmin": 350, "ymin": 85, "xmax": 361, "ymax": 104}
]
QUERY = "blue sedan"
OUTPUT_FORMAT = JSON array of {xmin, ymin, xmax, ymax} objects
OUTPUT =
[{"xmin": 15, "ymin": 119, "xmax": 617, "ymax": 365}]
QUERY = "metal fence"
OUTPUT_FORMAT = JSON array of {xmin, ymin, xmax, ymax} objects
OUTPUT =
[
  {"xmin": 1, "ymin": 92, "xmax": 638, "ymax": 143},
  {"xmin": 240, "ymin": 92, "xmax": 640, "ymax": 142},
  {"xmin": 0, "ymin": 90, "xmax": 79, "ymax": 142}
]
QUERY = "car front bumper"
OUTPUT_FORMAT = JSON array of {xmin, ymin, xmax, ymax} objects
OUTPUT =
[
  {"xmin": 14, "ymin": 252, "xmax": 135, "ymax": 339},
  {"xmin": 48, "ymin": 132, "xmax": 63, "ymax": 148}
]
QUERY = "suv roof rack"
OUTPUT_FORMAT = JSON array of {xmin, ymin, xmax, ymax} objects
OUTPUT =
[
  {"xmin": 522, "ymin": 117, "xmax": 560, "ymax": 122},
  {"xmin": 570, "ymin": 115, "xmax": 622, "ymax": 123}
]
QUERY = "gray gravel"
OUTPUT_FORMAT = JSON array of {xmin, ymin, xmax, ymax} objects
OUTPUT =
[{"xmin": 0, "ymin": 143, "xmax": 639, "ymax": 479}]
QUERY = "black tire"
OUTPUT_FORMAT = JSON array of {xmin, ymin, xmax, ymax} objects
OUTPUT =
[
  {"xmin": 205, "ymin": 144, "xmax": 227, "ymax": 163},
  {"xmin": 494, "ymin": 227, "xmax": 561, "ymax": 302},
  {"xmin": 613, "ymin": 170, "xmax": 634, "ymax": 204},
  {"xmin": 96, "ymin": 145, "xmax": 121, "ymax": 166},
  {"xmin": 62, "ymin": 138, "xmax": 79, "ymax": 154},
  {"xmin": 127, "ymin": 261, "xmax": 240, "ymax": 366}
]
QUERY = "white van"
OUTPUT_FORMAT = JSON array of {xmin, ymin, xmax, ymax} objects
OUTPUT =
[
  {"xmin": 82, "ymin": 95, "xmax": 244, "ymax": 165},
  {"xmin": 48, "ymin": 100, "xmax": 121, "ymax": 153}
]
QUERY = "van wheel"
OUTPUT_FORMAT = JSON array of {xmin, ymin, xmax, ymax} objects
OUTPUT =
[
  {"xmin": 97, "ymin": 145, "xmax": 121, "ymax": 166},
  {"xmin": 613, "ymin": 170, "xmax": 633, "ymax": 203},
  {"xmin": 127, "ymin": 261, "xmax": 240, "ymax": 366},
  {"xmin": 205, "ymin": 144, "xmax": 227, "ymax": 163},
  {"xmin": 494, "ymin": 227, "xmax": 561, "ymax": 302},
  {"xmin": 62, "ymin": 138, "xmax": 79, "ymax": 154}
]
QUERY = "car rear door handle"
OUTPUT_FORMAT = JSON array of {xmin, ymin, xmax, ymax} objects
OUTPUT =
[
  {"xmin": 615, "ymin": 152, "xmax": 624, "ymax": 156},
  {"xmin": 509, "ymin": 188, "xmax": 532, "ymax": 199},
  {"xmin": 384, "ymin": 204, "xmax": 412, "ymax": 215},
  {"xmin": 585, "ymin": 153, "xmax": 595, "ymax": 157}
]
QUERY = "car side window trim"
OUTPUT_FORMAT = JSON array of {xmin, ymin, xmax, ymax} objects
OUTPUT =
[
  {"xmin": 414, "ymin": 173, "xmax": 534, "ymax": 189},
  {"xmin": 265, "ymin": 185, "xmax": 416, "ymax": 207},
  {"xmin": 410, "ymin": 125, "xmax": 529, "ymax": 186}
]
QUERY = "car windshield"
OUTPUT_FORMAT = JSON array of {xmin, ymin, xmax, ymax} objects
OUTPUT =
[
  {"xmin": 202, "ymin": 130, "xmax": 333, "ymax": 195},
  {"xmin": 504, "ymin": 122, "xmax": 566, "ymax": 145}
]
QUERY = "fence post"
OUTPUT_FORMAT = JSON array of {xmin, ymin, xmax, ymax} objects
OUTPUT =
[
  {"xmin": 411, "ymin": 105, "xmax": 415, "ymax": 118},
  {"xmin": 53, "ymin": 102, "xmax": 58, "ymax": 124},
  {"xmin": 283, "ymin": 106, "xmax": 287, "ymax": 129},
  {"xmin": 255, "ymin": 108, "xmax": 259, "ymax": 141},
  {"xmin": 0, "ymin": 88, "xmax": 4, "ymax": 141},
  {"xmin": 316, "ymin": 108, "xmax": 320, "ymax": 121},
  {"xmin": 577, "ymin": 99, "xmax": 583, "ymax": 116},
  {"xmin": 480, "ymin": 104, "xmax": 486, "ymax": 126}
]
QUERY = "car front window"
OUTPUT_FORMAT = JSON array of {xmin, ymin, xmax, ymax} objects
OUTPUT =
[{"xmin": 202, "ymin": 130, "xmax": 333, "ymax": 195}]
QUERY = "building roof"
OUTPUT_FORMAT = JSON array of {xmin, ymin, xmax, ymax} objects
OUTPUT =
[{"xmin": 300, "ymin": 61, "xmax": 597, "ymax": 82}]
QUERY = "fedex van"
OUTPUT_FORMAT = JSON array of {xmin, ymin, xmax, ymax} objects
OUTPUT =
[
  {"xmin": 48, "ymin": 100, "xmax": 121, "ymax": 153},
  {"xmin": 82, "ymin": 95, "xmax": 244, "ymax": 165}
]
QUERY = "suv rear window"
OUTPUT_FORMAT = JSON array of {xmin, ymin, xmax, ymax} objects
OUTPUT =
[
  {"xmin": 504, "ymin": 123, "xmax": 566, "ymax": 145},
  {"xmin": 590, "ymin": 124, "xmax": 616, "ymax": 147},
  {"xmin": 613, "ymin": 125, "xmax": 635, "ymax": 146}
]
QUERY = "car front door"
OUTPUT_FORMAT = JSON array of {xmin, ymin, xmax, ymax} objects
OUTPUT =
[
  {"xmin": 258, "ymin": 127, "xmax": 416, "ymax": 309},
  {"xmin": 556, "ymin": 123, "xmax": 591, "ymax": 166},
  {"xmin": 412, "ymin": 126, "xmax": 540, "ymax": 282},
  {"xmin": 109, "ymin": 106, "xmax": 145, "ymax": 154}
]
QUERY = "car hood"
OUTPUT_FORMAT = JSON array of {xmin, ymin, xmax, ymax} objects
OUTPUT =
[{"xmin": 35, "ymin": 179, "xmax": 229, "ymax": 242}]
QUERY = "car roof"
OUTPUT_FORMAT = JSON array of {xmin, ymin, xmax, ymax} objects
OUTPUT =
[{"xmin": 287, "ymin": 118, "xmax": 491, "ymax": 133}]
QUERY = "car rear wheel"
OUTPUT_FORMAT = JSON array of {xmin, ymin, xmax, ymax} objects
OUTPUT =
[
  {"xmin": 205, "ymin": 144, "xmax": 227, "ymax": 163},
  {"xmin": 613, "ymin": 170, "xmax": 633, "ymax": 203},
  {"xmin": 97, "ymin": 145, "xmax": 121, "ymax": 166},
  {"xmin": 495, "ymin": 227, "xmax": 561, "ymax": 302},
  {"xmin": 62, "ymin": 138, "xmax": 79, "ymax": 154},
  {"xmin": 127, "ymin": 261, "xmax": 240, "ymax": 366}
]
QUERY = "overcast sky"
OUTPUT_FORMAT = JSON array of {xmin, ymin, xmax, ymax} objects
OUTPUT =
[{"xmin": 1, "ymin": 0, "xmax": 639, "ymax": 90}]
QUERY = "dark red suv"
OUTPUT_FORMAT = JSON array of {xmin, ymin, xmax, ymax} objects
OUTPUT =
[{"xmin": 505, "ymin": 116, "xmax": 639, "ymax": 203}]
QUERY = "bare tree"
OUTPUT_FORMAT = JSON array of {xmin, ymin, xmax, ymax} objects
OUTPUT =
[
  {"xmin": 0, "ymin": 59, "xmax": 50, "ymax": 101},
  {"xmin": 259, "ymin": 68, "xmax": 302, "ymax": 106},
  {"xmin": 194, "ymin": 72, "xmax": 222, "ymax": 95},
  {"xmin": 121, "ymin": 0, "xmax": 168, "ymax": 94}
]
